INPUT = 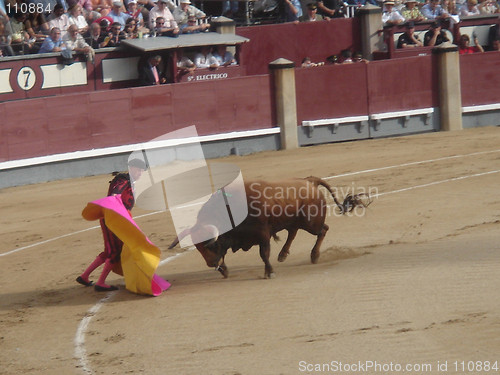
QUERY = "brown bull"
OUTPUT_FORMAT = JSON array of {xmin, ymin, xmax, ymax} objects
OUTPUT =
[{"xmin": 169, "ymin": 176, "xmax": 369, "ymax": 279}]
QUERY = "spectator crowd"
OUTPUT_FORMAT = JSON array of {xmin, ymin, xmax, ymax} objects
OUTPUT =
[{"xmin": 0, "ymin": 0, "xmax": 210, "ymax": 56}]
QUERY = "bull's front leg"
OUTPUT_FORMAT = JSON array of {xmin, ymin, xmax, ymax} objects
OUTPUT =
[
  {"xmin": 278, "ymin": 228, "xmax": 298, "ymax": 262},
  {"xmin": 259, "ymin": 242, "xmax": 275, "ymax": 279},
  {"xmin": 311, "ymin": 224, "xmax": 329, "ymax": 264},
  {"xmin": 217, "ymin": 257, "xmax": 228, "ymax": 278}
]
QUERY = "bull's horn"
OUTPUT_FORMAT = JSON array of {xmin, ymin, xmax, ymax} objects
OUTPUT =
[
  {"xmin": 168, "ymin": 227, "xmax": 192, "ymax": 249},
  {"xmin": 204, "ymin": 224, "xmax": 219, "ymax": 246}
]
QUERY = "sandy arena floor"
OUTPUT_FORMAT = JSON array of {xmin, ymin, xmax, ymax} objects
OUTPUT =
[{"xmin": 1, "ymin": 127, "xmax": 500, "ymax": 375}]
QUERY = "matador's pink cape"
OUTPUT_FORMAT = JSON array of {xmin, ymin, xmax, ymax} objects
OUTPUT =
[{"xmin": 82, "ymin": 195, "xmax": 170, "ymax": 296}]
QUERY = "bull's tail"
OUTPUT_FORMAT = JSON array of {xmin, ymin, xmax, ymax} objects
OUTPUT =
[{"xmin": 305, "ymin": 176, "xmax": 372, "ymax": 215}]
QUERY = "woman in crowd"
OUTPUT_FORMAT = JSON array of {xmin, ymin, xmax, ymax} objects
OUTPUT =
[
  {"xmin": 124, "ymin": 16, "xmax": 138, "ymax": 38},
  {"xmin": 68, "ymin": 4, "xmax": 89, "ymax": 34}
]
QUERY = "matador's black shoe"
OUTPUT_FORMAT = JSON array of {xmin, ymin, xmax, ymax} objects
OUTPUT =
[
  {"xmin": 94, "ymin": 285, "xmax": 119, "ymax": 292},
  {"xmin": 76, "ymin": 276, "xmax": 94, "ymax": 287}
]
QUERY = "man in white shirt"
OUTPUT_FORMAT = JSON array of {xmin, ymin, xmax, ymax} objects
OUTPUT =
[
  {"xmin": 194, "ymin": 46, "xmax": 218, "ymax": 69},
  {"xmin": 48, "ymin": 4, "xmax": 70, "ymax": 37},
  {"xmin": 63, "ymin": 24, "xmax": 90, "ymax": 53},
  {"xmin": 149, "ymin": 0, "xmax": 178, "ymax": 31},
  {"xmin": 382, "ymin": 0, "xmax": 404, "ymax": 25},
  {"xmin": 172, "ymin": 0, "xmax": 206, "ymax": 26}
]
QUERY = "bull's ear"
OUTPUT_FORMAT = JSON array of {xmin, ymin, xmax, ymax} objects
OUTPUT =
[{"xmin": 168, "ymin": 227, "xmax": 192, "ymax": 249}]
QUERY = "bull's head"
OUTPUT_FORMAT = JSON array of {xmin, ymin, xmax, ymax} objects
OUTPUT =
[{"xmin": 169, "ymin": 224, "xmax": 226, "ymax": 271}]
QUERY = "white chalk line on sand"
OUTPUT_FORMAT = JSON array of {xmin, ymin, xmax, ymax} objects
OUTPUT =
[
  {"xmin": 75, "ymin": 290, "xmax": 117, "ymax": 374},
  {"xmin": 74, "ymin": 249, "xmax": 192, "ymax": 374},
  {"xmin": 323, "ymin": 148, "xmax": 500, "ymax": 180}
]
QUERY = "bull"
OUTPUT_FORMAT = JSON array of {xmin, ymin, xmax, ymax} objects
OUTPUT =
[{"xmin": 169, "ymin": 176, "xmax": 370, "ymax": 279}]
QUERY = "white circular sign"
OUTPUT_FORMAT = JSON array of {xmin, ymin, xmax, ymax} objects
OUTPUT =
[{"xmin": 17, "ymin": 67, "xmax": 36, "ymax": 91}]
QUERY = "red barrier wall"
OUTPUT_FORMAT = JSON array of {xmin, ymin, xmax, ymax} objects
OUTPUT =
[
  {"xmin": 366, "ymin": 55, "xmax": 438, "ymax": 114},
  {"xmin": 0, "ymin": 75, "xmax": 272, "ymax": 162},
  {"xmin": 238, "ymin": 18, "xmax": 361, "ymax": 76},
  {"xmin": 460, "ymin": 51, "xmax": 500, "ymax": 107},
  {"xmin": 295, "ymin": 55, "xmax": 438, "ymax": 124},
  {"xmin": 295, "ymin": 63, "xmax": 369, "ymax": 123}
]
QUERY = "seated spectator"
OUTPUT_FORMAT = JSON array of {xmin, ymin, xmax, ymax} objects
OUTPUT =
[
  {"xmin": 458, "ymin": 33, "xmax": 484, "ymax": 53},
  {"xmin": 346, "ymin": 0, "xmax": 377, "ymax": 6},
  {"xmin": 213, "ymin": 44, "xmax": 237, "ymax": 67},
  {"xmin": 325, "ymin": 54, "xmax": 339, "ymax": 64},
  {"xmin": 75, "ymin": 0, "xmax": 94, "ymax": 13},
  {"xmin": 491, "ymin": 36, "xmax": 500, "ymax": 50},
  {"xmin": 317, "ymin": 0, "xmax": 345, "ymax": 18},
  {"xmin": 68, "ymin": 4, "xmax": 89, "ymax": 34},
  {"xmin": 488, "ymin": 17, "xmax": 500, "ymax": 46},
  {"xmin": 124, "ymin": 17, "xmax": 138, "ymax": 38},
  {"xmin": 39, "ymin": 27, "xmax": 64, "ymax": 53},
  {"xmin": 126, "ymin": 0, "xmax": 145, "ymax": 28},
  {"xmin": 91, "ymin": 0, "xmax": 111, "ymax": 17},
  {"xmin": 284, "ymin": 0, "xmax": 302, "ymax": 22},
  {"xmin": 10, "ymin": 11, "xmax": 39, "ymax": 54},
  {"xmin": 93, "ymin": 15, "xmax": 113, "ymax": 32},
  {"xmin": 0, "ymin": 4, "xmax": 8, "ymax": 19},
  {"xmin": 299, "ymin": 3, "xmax": 325, "ymax": 21},
  {"xmin": 99, "ymin": 21, "xmax": 125, "ymax": 46},
  {"xmin": 173, "ymin": 0, "xmax": 205, "ymax": 27},
  {"xmin": 340, "ymin": 49, "xmax": 353, "ymax": 63},
  {"xmin": 154, "ymin": 16, "xmax": 179, "ymax": 36},
  {"xmin": 84, "ymin": 21, "xmax": 106, "ymax": 47},
  {"xmin": 382, "ymin": 0, "xmax": 404, "ymax": 25},
  {"xmin": 222, "ymin": 1, "xmax": 238, "ymax": 18},
  {"xmin": 352, "ymin": 51, "xmax": 368, "ymax": 62},
  {"xmin": 0, "ymin": 18, "xmax": 14, "ymax": 56},
  {"xmin": 301, "ymin": 56, "xmax": 324, "ymax": 67},
  {"xmin": 478, "ymin": 0, "xmax": 500, "ymax": 14},
  {"xmin": 443, "ymin": 0, "xmax": 458, "ymax": 14},
  {"xmin": 138, "ymin": 55, "xmax": 166, "ymax": 85},
  {"xmin": 108, "ymin": 0, "xmax": 129, "ymax": 29},
  {"xmin": 136, "ymin": 0, "xmax": 158, "ymax": 13},
  {"xmin": 48, "ymin": 4, "xmax": 70, "ymax": 37},
  {"xmin": 194, "ymin": 45, "xmax": 217, "ymax": 69},
  {"xmin": 397, "ymin": 21, "xmax": 423, "ymax": 47},
  {"xmin": 24, "ymin": 9, "xmax": 49, "ymax": 42},
  {"xmin": 421, "ymin": 0, "xmax": 449, "ymax": 19},
  {"xmin": 63, "ymin": 24, "xmax": 91, "ymax": 53},
  {"xmin": 10, "ymin": 11, "xmax": 28, "ymax": 44},
  {"xmin": 176, "ymin": 49, "xmax": 195, "ymax": 79},
  {"xmin": 460, "ymin": 0, "xmax": 480, "ymax": 15},
  {"xmin": 149, "ymin": 0, "xmax": 178, "ymax": 31},
  {"xmin": 424, "ymin": 19, "xmax": 450, "ymax": 46},
  {"xmin": 179, "ymin": 15, "xmax": 210, "ymax": 33},
  {"xmin": 401, "ymin": 0, "xmax": 425, "ymax": 21}
]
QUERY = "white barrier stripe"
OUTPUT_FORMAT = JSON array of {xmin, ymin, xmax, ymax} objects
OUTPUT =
[
  {"xmin": 0, "ymin": 128, "xmax": 280, "ymax": 171},
  {"xmin": 370, "ymin": 107, "xmax": 434, "ymax": 121},
  {"xmin": 324, "ymin": 149, "xmax": 500, "ymax": 180}
]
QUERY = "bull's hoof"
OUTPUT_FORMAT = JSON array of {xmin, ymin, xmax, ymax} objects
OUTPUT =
[
  {"xmin": 277, "ymin": 252, "xmax": 289, "ymax": 262},
  {"xmin": 217, "ymin": 265, "xmax": 228, "ymax": 278},
  {"xmin": 264, "ymin": 272, "xmax": 276, "ymax": 279},
  {"xmin": 311, "ymin": 254, "xmax": 320, "ymax": 264}
]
